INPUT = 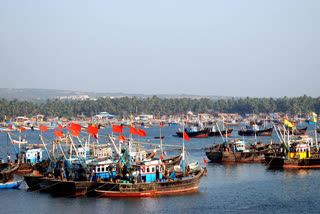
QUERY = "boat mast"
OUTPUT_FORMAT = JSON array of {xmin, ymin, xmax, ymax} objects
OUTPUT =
[
  {"xmin": 159, "ymin": 112, "xmax": 163, "ymax": 158},
  {"xmin": 182, "ymin": 116, "xmax": 185, "ymax": 174}
]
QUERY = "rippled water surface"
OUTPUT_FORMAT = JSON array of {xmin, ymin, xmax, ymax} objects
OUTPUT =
[{"xmin": 1, "ymin": 123, "xmax": 319, "ymax": 214}]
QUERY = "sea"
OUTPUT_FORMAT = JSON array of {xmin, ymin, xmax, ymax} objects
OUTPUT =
[{"xmin": 1, "ymin": 122, "xmax": 320, "ymax": 214}]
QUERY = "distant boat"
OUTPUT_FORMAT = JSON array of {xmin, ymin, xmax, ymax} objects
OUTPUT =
[
  {"xmin": 176, "ymin": 128, "xmax": 209, "ymax": 138},
  {"xmin": 0, "ymin": 180, "xmax": 23, "ymax": 189}
]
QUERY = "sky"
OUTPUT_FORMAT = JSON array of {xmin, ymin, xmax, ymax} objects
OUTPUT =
[{"xmin": 0, "ymin": 1, "xmax": 319, "ymax": 98}]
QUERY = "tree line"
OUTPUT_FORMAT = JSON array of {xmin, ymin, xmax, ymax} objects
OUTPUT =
[{"xmin": 0, "ymin": 95, "xmax": 319, "ymax": 120}]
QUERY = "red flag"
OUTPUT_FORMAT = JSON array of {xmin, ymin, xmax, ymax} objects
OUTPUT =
[
  {"xmin": 9, "ymin": 125, "xmax": 12, "ymax": 130},
  {"xmin": 159, "ymin": 121, "xmax": 162, "ymax": 129},
  {"xmin": 20, "ymin": 127, "xmax": 26, "ymax": 132},
  {"xmin": 160, "ymin": 155, "xmax": 164, "ymax": 160},
  {"xmin": 203, "ymin": 158, "xmax": 208, "ymax": 164},
  {"xmin": 119, "ymin": 135, "xmax": 126, "ymax": 142},
  {"xmin": 112, "ymin": 125, "xmax": 123, "ymax": 133},
  {"xmin": 72, "ymin": 130, "xmax": 79, "ymax": 136},
  {"xmin": 58, "ymin": 124, "xmax": 63, "ymax": 130},
  {"xmin": 54, "ymin": 129, "xmax": 63, "ymax": 137},
  {"xmin": 138, "ymin": 129, "xmax": 146, "ymax": 137},
  {"xmin": 88, "ymin": 125, "xmax": 98, "ymax": 134},
  {"xmin": 70, "ymin": 123, "xmax": 81, "ymax": 132},
  {"xmin": 183, "ymin": 131, "xmax": 190, "ymax": 141},
  {"xmin": 92, "ymin": 133, "xmax": 98, "ymax": 139},
  {"xmin": 40, "ymin": 125, "xmax": 48, "ymax": 132},
  {"xmin": 130, "ymin": 126, "xmax": 139, "ymax": 135}
]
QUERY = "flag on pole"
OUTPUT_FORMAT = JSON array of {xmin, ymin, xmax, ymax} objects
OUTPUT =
[
  {"xmin": 119, "ymin": 135, "xmax": 126, "ymax": 142},
  {"xmin": 159, "ymin": 121, "xmax": 162, "ymax": 129},
  {"xmin": 112, "ymin": 125, "xmax": 123, "ymax": 133},
  {"xmin": 20, "ymin": 127, "xmax": 26, "ymax": 132},
  {"xmin": 183, "ymin": 131, "xmax": 190, "ymax": 141},
  {"xmin": 138, "ymin": 129, "xmax": 146, "ymax": 137},
  {"xmin": 58, "ymin": 124, "xmax": 63, "ymax": 130},
  {"xmin": 130, "ymin": 126, "xmax": 139, "ymax": 135},
  {"xmin": 203, "ymin": 158, "xmax": 208, "ymax": 164},
  {"xmin": 40, "ymin": 125, "xmax": 48, "ymax": 132},
  {"xmin": 54, "ymin": 129, "xmax": 63, "ymax": 137},
  {"xmin": 88, "ymin": 125, "xmax": 98, "ymax": 134}
]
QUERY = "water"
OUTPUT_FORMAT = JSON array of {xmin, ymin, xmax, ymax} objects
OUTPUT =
[{"xmin": 1, "ymin": 123, "xmax": 319, "ymax": 214}]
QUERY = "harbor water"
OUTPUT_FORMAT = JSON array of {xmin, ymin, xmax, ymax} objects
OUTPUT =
[{"xmin": 1, "ymin": 123, "xmax": 320, "ymax": 214}]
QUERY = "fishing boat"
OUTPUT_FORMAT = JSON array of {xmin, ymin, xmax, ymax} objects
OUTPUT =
[
  {"xmin": 208, "ymin": 128, "xmax": 233, "ymax": 137},
  {"xmin": 265, "ymin": 142, "xmax": 320, "ymax": 168},
  {"xmin": 94, "ymin": 182, "xmax": 157, "ymax": 197},
  {"xmin": 224, "ymin": 120, "xmax": 240, "ymax": 126},
  {"xmin": 0, "ymin": 180, "xmax": 23, "ymax": 189},
  {"xmin": 162, "ymin": 154, "xmax": 182, "ymax": 169},
  {"xmin": 0, "ymin": 164, "xmax": 19, "ymax": 183},
  {"xmin": 205, "ymin": 140, "xmax": 267, "ymax": 162},
  {"xmin": 238, "ymin": 125, "xmax": 273, "ymax": 136},
  {"xmin": 176, "ymin": 127, "xmax": 209, "ymax": 138},
  {"xmin": 277, "ymin": 126, "xmax": 307, "ymax": 135}
]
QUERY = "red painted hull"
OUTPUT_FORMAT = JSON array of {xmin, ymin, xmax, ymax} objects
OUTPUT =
[
  {"xmin": 155, "ymin": 185, "xmax": 199, "ymax": 195},
  {"xmin": 95, "ymin": 190, "xmax": 156, "ymax": 197}
]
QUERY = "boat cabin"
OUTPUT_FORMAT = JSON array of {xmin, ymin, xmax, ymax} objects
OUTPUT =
[
  {"xmin": 25, "ymin": 148, "xmax": 43, "ymax": 163},
  {"xmin": 289, "ymin": 143, "xmax": 311, "ymax": 159},
  {"xmin": 133, "ymin": 159, "xmax": 164, "ymax": 183},
  {"xmin": 233, "ymin": 141, "xmax": 246, "ymax": 152}
]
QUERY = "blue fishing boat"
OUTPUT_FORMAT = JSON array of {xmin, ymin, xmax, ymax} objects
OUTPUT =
[{"xmin": 0, "ymin": 180, "xmax": 23, "ymax": 189}]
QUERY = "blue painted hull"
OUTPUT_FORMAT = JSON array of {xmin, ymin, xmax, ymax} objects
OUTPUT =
[{"xmin": 0, "ymin": 180, "xmax": 23, "ymax": 189}]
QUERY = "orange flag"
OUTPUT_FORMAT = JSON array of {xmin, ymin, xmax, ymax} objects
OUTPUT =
[
  {"xmin": 88, "ymin": 125, "xmax": 98, "ymax": 134},
  {"xmin": 159, "ymin": 121, "xmax": 162, "ymax": 129},
  {"xmin": 130, "ymin": 126, "xmax": 139, "ymax": 135},
  {"xmin": 40, "ymin": 125, "xmax": 48, "ymax": 132},
  {"xmin": 183, "ymin": 131, "xmax": 190, "ymax": 141},
  {"xmin": 112, "ymin": 125, "xmax": 123, "ymax": 133},
  {"xmin": 54, "ymin": 129, "xmax": 63, "ymax": 137},
  {"xmin": 58, "ymin": 124, "xmax": 63, "ymax": 130},
  {"xmin": 72, "ymin": 130, "xmax": 79, "ymax": 136},
  {"xmin": 9, "ymin": 124, "xmax": 12, "ymax": 130},
  {"xmin": 138, "ymin": 129, "xmax": 146, "ymax": 137},
  {"xmin": 160, "ymin": 155, "xmax": 164, "ymax": 160},
  {"xmin": 20, "ymin": 127, "xmax": 26, "ymax": 132},
  {"xmin": 203, "ymin": 158, "xmax": 208, "ymax": 164},
  {"xmin": 119, "ymin": 135, "xmax": 126, "ymax": 142}
]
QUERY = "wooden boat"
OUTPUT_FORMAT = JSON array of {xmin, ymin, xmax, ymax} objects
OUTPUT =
[
  {"xmin": 24, "ymin": 175, "xmax": 55, "ymax": 191},
  {"xmin": 154, "ymin": 136, "xmax": 165, "ymax": 139},
  {"xmin": 0, "ymin": 180, "xmax": 23, "ymax": 189},
  {"xmin": 48, "ymin": 180, "xmax": 97, "ymax": 196},
  {"xmin": 238, "ymin": 127, "xmax": 273, "ymax": 136},
  {"xmin": 265, "ymin": 142, "xmax": 320, "ymax": 168},
  {"xmin": 206, "ymin": 141, "xmax": 268, "ymax": 162},
  {"xmin": 176, "ymin": 128, "xmax": 209, "ymax": 138},
  {"xmin": 224, "ymin": 122, "xmax": 240, "ymax": 126},
  {"xmin": 155, "ymin": 168, "xmax": 205, "ymax": 195},
  {"xmin": 277, "ymin": 127, "xmax": 307, "ymax": 135},
  {"xmin": 208, "ymin": 128, "xmax": 233, "ymax": 137},
  {"xmin": 0, "ymin": 164, "xmax": 19, "ymax": 183},
  {"xmin": 94, "ymin": 182, "xmax": 157, "ymax": 197},
  {"xmin": 162, "ymin": 154, "xmax": 182, "ymax": 169}
]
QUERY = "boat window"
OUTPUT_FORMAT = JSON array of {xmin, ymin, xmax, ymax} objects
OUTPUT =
[
  {"xmin": 147, "ymin": 167, "xmax": 150, "ymax": 173},
  {"xmin": 97, "ymin": 167, "xmax": 100, "ymax": 172},
  {"xmin": 101, "ymin": 167, "xmax": 104, "ymax": 172},
  {"xmin": 152, "ymin": 167, "xmax": 155, "ymax": 172}
]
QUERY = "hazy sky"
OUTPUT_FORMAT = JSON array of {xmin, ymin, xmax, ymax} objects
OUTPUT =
[{"xmin": 1, "ymin": 1, "xmax": 319, "ymax": 98}]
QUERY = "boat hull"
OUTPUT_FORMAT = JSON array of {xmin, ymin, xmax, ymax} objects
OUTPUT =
[
  {"xmin": 176, "ymin": 129, "xmax": 209, "ymax": 138},
  {"xmin": 238, "ymin": 127, "xmax": 273, "ymax": 136},
  {"xmin": 0, "ymin": 180, "xmax": 23, "ymax": 189},
  {"xmin": 209, "ymin": 129, "xmax": 233, "ymax": 137},
  {"xmin": 265, "ymin": 155, "xmax": 320, "ymax": 169}
]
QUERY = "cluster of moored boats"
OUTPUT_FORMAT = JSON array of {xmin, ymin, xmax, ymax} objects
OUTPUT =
[
  {"xmin": 0, "ymin": 123, "xmax": 206, "ymax": 197},
  {"xmin": 1, "ymin": 116, "xmax": 320, "ymax": 197}
]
